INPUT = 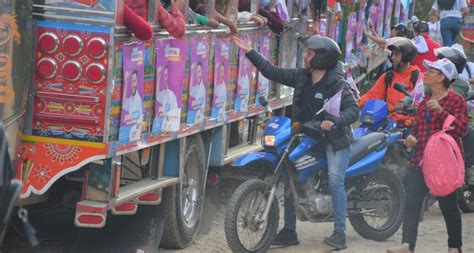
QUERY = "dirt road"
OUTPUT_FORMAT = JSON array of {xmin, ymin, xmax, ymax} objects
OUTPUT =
[{"xmin": 163, "ymin": 179, "xmax": 474, "ymax": 253}]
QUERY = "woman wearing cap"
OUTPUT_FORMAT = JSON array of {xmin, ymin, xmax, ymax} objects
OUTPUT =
[
  {"xmin": 430, "ymin": 0, "xmax": 469, "ymax": 46},
  {"xmin": 387, "ymin": 58, "xmax": 469, "ymax": 253}
]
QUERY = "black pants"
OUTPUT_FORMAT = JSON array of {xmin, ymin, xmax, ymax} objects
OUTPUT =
[{"xmin": 402, "ymin": 168, "xmax": 462, "ymax": 251}]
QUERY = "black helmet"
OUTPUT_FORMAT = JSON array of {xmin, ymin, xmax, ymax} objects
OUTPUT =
[
  {"xmin": 413, "ymin": 21, "xmax": 429, "ymax": 33},
  {"xmin": 387, "ymin": 37, "xmax": 418, "ymax": 63},
  {"xmin": 391, "ymin": 23, "xmax": 409, "ymax": 38},
  {"xmin": 301, "ymin": 35, "xmax": 341, "ymax": 69},
  {"xmin": 434, "ymin": 47, "xmax": 467, "ymax": 73}
]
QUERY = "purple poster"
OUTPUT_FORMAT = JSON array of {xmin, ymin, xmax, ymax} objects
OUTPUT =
[
  {"xmin": 384, "ymin": 0, "xmax": 394, "ymax": 38},
  {"xmin": 186, "ymin": 37, "xmax": 209, "ymax": 126},
  {"xmin": 345, "ymin": 13, "xmax": 357, "ymax": 62},
  {"xmin": 393, "ymin": 0, "xmax": 401, "ymax": 25},
  {"xmin": 119, "ymin": 42, "xmax": 145, "ymax": 143},
  {"xmin": 356, "ymin": 3, "xmax": 367, "ymax": 46},
  {"xmin": 256, "ymin": 32, "xmax": 271, "ymax": 103},
  {"xmin": 152, "ymin": 39, "xmax": 187, "ymax": 134},
  {"xmin": 211, "ymin": 38, "xmax": 231, "ymax": 122},
  {"xmin": 368, "ymin": 1, "xmax": 380, "ymax": 34},
  {"xmin": 235, "ymin": 34, "xmax": 253, "ymax": 113}
]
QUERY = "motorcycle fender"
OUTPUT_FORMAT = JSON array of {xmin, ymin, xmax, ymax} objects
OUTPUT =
[{"xmin": 231, "ymin": 152, "xmax": 278, "ymax": 167}]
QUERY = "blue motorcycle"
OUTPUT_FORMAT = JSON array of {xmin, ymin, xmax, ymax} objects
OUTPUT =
[{"xmin": 224, "ymin": 98, "xmax": 406, "ymax": 253}]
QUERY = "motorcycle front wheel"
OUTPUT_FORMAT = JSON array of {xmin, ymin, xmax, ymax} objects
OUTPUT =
[
  {"xmin": 349, "ymin": 168, "xmax": 406, "ymax": 241},
  {"xmin": 224, "ymin": 179, "xmax": 279, "ymax": 253}
]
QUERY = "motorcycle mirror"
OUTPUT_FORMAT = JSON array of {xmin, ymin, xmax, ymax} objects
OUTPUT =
[
  {"xmin": 258, "ymin": 96, "xmax": 269, "ymax": 107},
  {"xmin": 466, "ymin": 91, "xmax": 474, "ymax": 101},
  {"xmin": 393, "ymin": 82, "xmax": 411, "ymax": 97}
]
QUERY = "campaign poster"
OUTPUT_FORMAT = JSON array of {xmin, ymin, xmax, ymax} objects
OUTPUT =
[
  {"xmin": 384, "ymin": 0, "xmax": 393, "ymax": 38},
  {"xmin": 234, "ymin": 34, "xmax": 253, "ymax": 113},
  {"xmin": 211, "ymin": 38, "xmax": 231, "ymax": 122},
  {"xmin": 186, "ymin": 37, "xmax": 209, "ymax": 125},
  {"xmin": 152, "ymin": 39, "xmax": 187, "ymax": 134},
  {"xmin": 119, "ymin": 42, "xmax": 145, "ymax": 143},
  {"xmin": 256, "ymin": 32, "xmax": 271, "ymax": 104}
]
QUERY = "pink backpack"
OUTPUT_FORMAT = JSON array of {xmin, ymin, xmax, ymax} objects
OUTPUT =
[{"xmin": 421, "ymin": 114, "xmax": 465, "ymax": 197}]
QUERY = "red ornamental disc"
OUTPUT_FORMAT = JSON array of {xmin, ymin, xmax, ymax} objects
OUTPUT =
[
  {"xmin": 38, "ymin": 32, "xmax": 59, "ymax": 54},
  {"xmin": 86, "ymin": 63, "xmax": 106, "ymax": 84},
  {"xmin": 37, "ymin": 58, "xmax": 58, "ymax": 79},
  {"xmin": 64, "ymin": 103, "xmax": 75, "ymax": 113},
  {"xmin": 63, "ymin": 35, "xmax": 83, "ymax": 56},
  {"xmin": 87, "ymin": 38, "xmax": 108, "ymax": 59},
  {"xmin": 62, "ymin": 60, "xmax": 82, "ymax": 81}
]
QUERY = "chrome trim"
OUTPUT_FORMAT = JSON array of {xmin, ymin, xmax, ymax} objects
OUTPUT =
[
  {"xmin": 32, "ymin": 13, "xmax": 115, "ymax": 25},
  {"xmin": 32, "ymin": 4, "xmax": 115, "ymax": 16},
  {"xmin": 38, "ymin": 32, "xmax": 59, "ymax": 54},
  {"xmin": 36, "ymin": 57, "xmax": 58, "ymax": 79},
  {"xmin": 86, "ymin": 63, "xmax": 106, "ymax": 84},
  {"xmin": 87, "ymin": 37, "xmax": 108, "ymax": 59},
  {"xmin": 63, "ymin": 34, "xmax": 84, "ymax": 56},
  {"xmin": 62, "ymin": 60, "xmax": 82, "ymax": 82}
]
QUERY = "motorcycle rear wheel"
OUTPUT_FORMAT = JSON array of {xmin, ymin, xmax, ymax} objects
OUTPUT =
[
  {"xmin": 458, "ymin": 188, "xmax": 474, "ymax": 213},
  {"xmin": 349, "ymin": 168, "xmax": 405, "ymax": 241},
  {"xmin": 224, "ymin": 179, "xmax": 279, "ymax": 253}
]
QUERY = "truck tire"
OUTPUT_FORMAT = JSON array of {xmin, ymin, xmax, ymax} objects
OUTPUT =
[{"xmin": 161, "ymin": 135, "xmax": 207, "ymax": 249}]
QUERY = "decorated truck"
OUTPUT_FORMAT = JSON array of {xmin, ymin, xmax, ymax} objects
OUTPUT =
[{"xmin": 0, "ymin": 0, "xmax": 412, "ymax": 250}]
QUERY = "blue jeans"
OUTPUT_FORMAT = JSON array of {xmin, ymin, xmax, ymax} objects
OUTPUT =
[
  {"xmin": 440, "ymin": 17, "xmax": 462, "ymax": 46},
  {"xmin": 283, "ymin": 145, "xmax": 352, "ymax": 232}
]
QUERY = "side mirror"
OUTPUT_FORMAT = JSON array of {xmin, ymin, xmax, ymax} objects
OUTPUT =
[{"xmin": 393, "ymin": 82, "xmax": 411, "ymax": 97}]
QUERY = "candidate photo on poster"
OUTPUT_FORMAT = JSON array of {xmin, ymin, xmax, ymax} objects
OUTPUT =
[
  {"xmin": 256, "ymin": 32, "xmax": 271, "ymax": 103},
  {"xmin": 119, "ymin": 42, "xmax": 145, "ymax": 143},
  {"xmin": 235, "ymin": 56, "xmax": 251, "ymax": 112},
  {"xmin": 188, "ymin": 62, "xmax": 207, "ymax": 124},
  {"xmin": 212, "ymin": 62, "xmax": 227, "ymax": 121},
  {"xmin": 156, "ymin": 65, "xmax": 180, "ymax": 132}
]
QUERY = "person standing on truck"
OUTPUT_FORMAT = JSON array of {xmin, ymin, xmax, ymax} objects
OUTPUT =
[
  {"xmin": 430, "ymin": 0, "xmax": 469, "ymax": 46},
  {"xmin": 359, "ymin": 38, "xmax": 420, "ymax": 117},
  {"xmin": 232, "ymin": 34, "xmax": 359, "ymax": 250}
]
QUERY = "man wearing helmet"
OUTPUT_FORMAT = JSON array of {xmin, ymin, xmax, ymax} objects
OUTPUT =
[
  {"xmin": 411, "ymin": 21, "xmax": 441, "ymax": 72},
  {"xmin": 359, "ymin": 38, "xmax": 421, "ymax": 115},
  {"xmin": 232, "ymin": 35, "xmax": 360, "ymax": 250}
]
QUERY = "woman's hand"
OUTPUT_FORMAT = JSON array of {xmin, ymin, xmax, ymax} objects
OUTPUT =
[
  {"xmin": 427, "ymin": 99, "xmax": 443, "ymax": 114},
  {"xmin": 404, "ymin": 135, "xmax": 418, "ymax": 148},
  {"xmin": 232, "ymin": 35, "xmax": 252, "ymax": 53}
]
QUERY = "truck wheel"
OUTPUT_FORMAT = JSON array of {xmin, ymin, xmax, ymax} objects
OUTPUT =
[{"xmin": 161, "ymin": 135, "xmax": 207, "ymax": 249}]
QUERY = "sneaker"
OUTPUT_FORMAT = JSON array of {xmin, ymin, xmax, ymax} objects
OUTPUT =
[
  {"xmin": 324, "ymin": 230, "xmax": 347, "ymax": 250},
  {"xmin": 272, "ymin": 228, "xmax": 299, "ymax": 246}
]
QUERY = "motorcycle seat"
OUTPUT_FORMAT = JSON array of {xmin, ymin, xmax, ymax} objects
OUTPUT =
[{"xmin": 349, "ymin": 132, "xmax": 386, "ymax": 166}]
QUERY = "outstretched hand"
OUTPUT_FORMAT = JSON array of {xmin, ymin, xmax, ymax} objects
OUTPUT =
[{"xmin": 232, "ymin": 35, "xmax": 252, "ymax": 53}]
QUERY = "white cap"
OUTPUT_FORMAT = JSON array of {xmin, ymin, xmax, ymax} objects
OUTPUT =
[
  {"xmin": 423, "ymin": 58, "xmax": 459, "ymax": 82},
  {"xmin": 411, "ymin": 16, "xmax": 419, "ymax": 23},
  {"xmin": 451, "ymin": 43, "xmax": 465, "ymax": 54}
]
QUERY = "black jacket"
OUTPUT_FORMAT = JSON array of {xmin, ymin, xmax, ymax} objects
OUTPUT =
[{"xmin": 246, "ymin": 49, "xmax": 360, "ymax": 151}]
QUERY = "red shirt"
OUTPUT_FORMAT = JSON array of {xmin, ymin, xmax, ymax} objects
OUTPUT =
[
  {"xmin": 125, "ymin": 0, "xmax": 148, "ymax": 19},
  {"xmin": 411, "ymin": 34, "xmax": 441, "ymax": 72},
  {"xmin": 410, "ymin": 89, "xmax": 469, "ymax": 169},
  {"xmin": 156, "ymin": 5, "xmax": 186, "ymax": 38}
]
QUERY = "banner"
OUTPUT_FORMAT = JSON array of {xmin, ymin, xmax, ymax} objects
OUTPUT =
[
  {"xmin": 235, "ymin": 34, "xmax": 253, "ymax": 113},
  {"xmin": 119, "ymin": 42, "xmax": 145, "ymax": 143},
  {"xmin": 186, "ymin": 37, "xmax": 209, "ymax": 126},
  {"xmin": 256, "ymin": 32, "xmax": 272, "ymax": 104},
  {"xmin": 152, "ymin": 39, "xmax": 187, "ymax": 134},
  {"xmin": 211, "ymin": 37, "xmax": 231, "ymax": 122}
]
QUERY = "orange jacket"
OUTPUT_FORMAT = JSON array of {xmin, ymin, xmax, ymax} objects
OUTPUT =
[{"xmin": 359, "ymin": 65, "xmax": 421, "ymax": 112}]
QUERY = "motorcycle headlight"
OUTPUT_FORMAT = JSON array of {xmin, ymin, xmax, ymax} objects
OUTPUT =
[
  {"xmin": 362, "ymin": 115, "xmax": 375, "ymax": 124},
  {"xmin": 263, "ymin": 135, "xmax": 276, "ymax": 146}
]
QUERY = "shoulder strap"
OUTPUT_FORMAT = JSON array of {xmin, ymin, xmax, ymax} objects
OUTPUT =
[{"xmin": 384, "ymin": 70, "xmax": 394, "ymax": 102}]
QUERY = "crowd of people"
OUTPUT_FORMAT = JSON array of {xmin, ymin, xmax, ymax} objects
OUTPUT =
[{"xmin": 120, "ymin": 0, "xmax": 473, "ymax": 252}]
